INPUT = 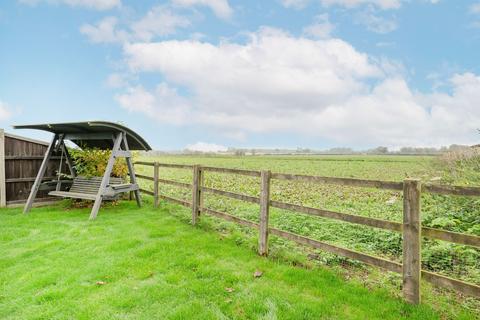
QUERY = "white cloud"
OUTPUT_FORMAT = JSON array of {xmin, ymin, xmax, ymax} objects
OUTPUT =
[
  {"xmin": 105, "ymin": 72, "xmax": 133, "ymax": 88},
  {"xmin": 281, "ymin": 0, "xmax": 310, "ymax": 9},
  {"xmin": 116, "ymin": 83, "xmax": 192, "ymax": 125},
  {"xmin": 131, "ymin": 6, "xmax": 191, "ymax": 41},
  {"xmin": 281, "ymin": 0, "xmax": 402, "ymax": 10},
  {"xmin": 303, "ymin": 14, "xmax": 334, "ymax": 39},
  {"xmin": 80, "ymin": 6, "xmax": 191, "ymax": 43},
  {"xmin": 0, "ymin": 100, "xmax": 12, "ymax": 120},
  {"xmin": 470, "ymin": 3, "xmax": 480, "ymax": 14},
  {"xmin": 117, "ymin": 28, "xmax": 480, "ymax": 147},
  {"xmin": 80, "ymin": 16, "xmax": 128, "ymax": 43},
  {"xmin": 376, "ymin": 41, "xmax": 395, "ymax": 47},
  {"xmin": 185, "ymin": 142, "xmax": 228, "ymax": 152},
  {"xmin": 320, "ymin": 0, "xmax": 402, "ymax": 9},
  {"xmin": 18, "ymin": 0, "xmax": 121, "ymax": 10},
  {"xmin": 172, "ymin": 0, "xmax": 233, "ymax": 19},
  {"xmin": 124, "ymin": 28, "xmax": 382, "ymax": 106},
  {"xmin": 355, "ymin": 9, "xmax": 397, "ymax": 33}
]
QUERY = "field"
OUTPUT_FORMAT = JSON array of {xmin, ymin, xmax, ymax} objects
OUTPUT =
[
  {"xmin": 134, "ymin": 154, "xmax": 480, "ymax": 312},
  {"xmin": 0, "ymin": 202, "xmax": 454, "ymax": 320}
]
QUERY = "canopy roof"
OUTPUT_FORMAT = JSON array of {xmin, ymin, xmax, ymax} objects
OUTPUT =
[{"xmin": 13, "ymin": 121, "xmax": 151, "ymax": 151}]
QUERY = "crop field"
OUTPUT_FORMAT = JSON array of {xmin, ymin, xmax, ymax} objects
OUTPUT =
[{"xmin": 134, "ymin": 154, "xmax": 480, "ymax": 310}]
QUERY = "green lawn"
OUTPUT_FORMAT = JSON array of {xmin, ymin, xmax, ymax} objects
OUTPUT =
[{"xmin": 0, "ymin": 200, "xmax": 461, "ymax": 320}]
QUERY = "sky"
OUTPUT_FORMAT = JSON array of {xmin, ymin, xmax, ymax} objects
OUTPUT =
[{"xmin": 1, "ymin": 0, "xmax": 480, "ymax": 151}]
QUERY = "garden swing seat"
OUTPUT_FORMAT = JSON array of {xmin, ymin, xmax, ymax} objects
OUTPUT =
[
  {"xmin": 14, "ymin": 121, "xmax": 151, "ymax": 219},
  {"xmin": 49, "ymin": 176, "xmax": 127, "ymax": 201}
]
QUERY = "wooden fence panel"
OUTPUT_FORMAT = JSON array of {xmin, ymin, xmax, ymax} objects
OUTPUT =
[
  {"xmin": 153, "ymin": 162, "xmax": 159, "ymax": 208},
  {"xmin": 1, "ymin": 130, "xmax": 64, "ymax": 207},
  {"xmin": 0, "ymin": 129, "xmax": 5, "ymax": 207}
]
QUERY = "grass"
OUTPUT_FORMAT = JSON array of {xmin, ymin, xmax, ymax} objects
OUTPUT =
[{"xmin": 0, "ymin": 200, "xmax": 465, "ymax": 320}]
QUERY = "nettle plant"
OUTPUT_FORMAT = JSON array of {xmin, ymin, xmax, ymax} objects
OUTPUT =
[{"xmin": 69, "ymin": 147, "xmax": 128, "ymax": 178}]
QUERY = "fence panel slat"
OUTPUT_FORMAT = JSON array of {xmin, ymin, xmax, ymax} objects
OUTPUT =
[
  {"xmin": 192, "ymin": 165, "xmax": 202, "ymax": 225},
  {"xmin": 422, "ymin": 271, "xmax": 480, "ymax": 298},
  {"xmin": 158, "ymin": 194, "xmax": 191, "ymax": 208},
  {"xmin": 158, "ymin": 178, "xmax": 191, "ymax": 189},
  {"xmin": 139, "ymin": 188, "xmax": 154, "ymax": 196},
  {"xmin": 202, "ymin": 166, "xmax": 261, "ymax": 177},
  {"xmin": 423, "ymin": 184, "xmax": 480, "ymax": 197},
  {"xmin": 422, "ymin": 227, "xmax": 480, "ymax": 248},
  {"xmin": 403, "ymin": 179, "xmax": 422, "ymax": 304},
  {"xmin": 259, "ymin": 170, "xmax": 271, "ymax": 256},
  {"xmin": 201, "ymin": 207, "xmax": 259, "ymax": 228},
  {"xmin": 201, "ymin": 187, "xmax": 260, "ymax": 204},
  {"xmin": 0, "ymin": 129, "xmax": 5, "ymax": 207},
  {"xmin": 134, "ymin": 161, "xmax": 155, "ymax": 167},
  {"xmin": 270, "ymin": 200, "xmax": 402, "ymax": 232},
  {"xmin": 136, "ymin": 174, "xmax": 154, "ymax": 181},
  {"xmin": 269, "ymin": 227, "xmax": 402, "ymax": 273},
  {"xmin": 271, "ymin": 173, "xmax": 403, "ymax": 190},
  {"xmin": 153, "ymin": 162, "xmax": 159, "ymax": 208}
]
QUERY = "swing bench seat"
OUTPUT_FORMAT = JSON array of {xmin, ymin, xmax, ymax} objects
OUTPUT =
[{"xmin": 48, "ymin": 176, "xmax": 136, "ymax": 201}]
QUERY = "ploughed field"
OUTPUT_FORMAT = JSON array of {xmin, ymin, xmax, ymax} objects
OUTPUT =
[{"xmin": 135, "ymin": 155, "xmax": 480, "ymax": 293}]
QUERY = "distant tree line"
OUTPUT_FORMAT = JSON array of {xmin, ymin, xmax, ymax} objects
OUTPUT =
[
  {"xmin": 223, "ymin": 144, "xmax": 473, "ymax": 156},
  {"xmin": 138, "ymin": 144, "xmax": 475, "ymax": 156}
]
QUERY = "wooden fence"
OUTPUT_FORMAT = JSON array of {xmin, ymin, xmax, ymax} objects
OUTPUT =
[
  {"xmin": 134, "ymin": 161, "xmax": 480, "ymax": 304},
  {"xmin": 0, "ymin": 129, "xmax": 63, "ymax": 207}
]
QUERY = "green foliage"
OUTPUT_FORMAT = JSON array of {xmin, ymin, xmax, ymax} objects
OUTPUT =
[
  {"xmin": 70, "ymin": 148, "xmax": 128, "ymax": 178},
  {"xmin": 437, "ymin": 147, "xmax": 480, "ymax": 185}
]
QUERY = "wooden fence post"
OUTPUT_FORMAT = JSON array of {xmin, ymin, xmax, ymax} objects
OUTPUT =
[
  {"xmin": 403, "ymin": 178, "xmax": 422, "ymax": 304},
  {"xmin": 0, "ymin": 129, "xmax": 5, "ymax": 208},
  {"xmin": 153, "ymin": 162, "xmax": 159, "ymax": 208},
  {"xmin": 192, "ymin": 165, "xmax": 202, "ymax": 225},
  {"xmin": 259, "ymin": 170, "xmax": 271, "ymax": 256}
]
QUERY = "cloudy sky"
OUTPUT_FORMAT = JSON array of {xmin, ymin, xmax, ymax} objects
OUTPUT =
[{"xmin": 1, "ymin": 0, "xmax": 480, "ymax": 151}]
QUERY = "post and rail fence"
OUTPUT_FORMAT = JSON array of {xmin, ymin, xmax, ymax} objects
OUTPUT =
[{"xmin": 134, "ymin": 161, "xmax": 480, "ymax": 304}]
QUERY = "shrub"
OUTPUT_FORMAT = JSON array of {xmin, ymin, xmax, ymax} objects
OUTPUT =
[
  {"xmin": 69, "ymin": 148, "xmax": 129, "ymax": 178},
  {"xmin": 437, "ymin": 146, "xmax": 480, "ymax": 184},
  {"xmin": 440, "ymin": 146, "xmax": 480, "ymax": 168}
]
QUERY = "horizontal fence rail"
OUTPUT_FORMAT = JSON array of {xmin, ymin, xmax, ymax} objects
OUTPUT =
[
  {"xmin": 270, "ymin": 200, "xmax": 403, "ymax": 232},
  {"xmin": 202, "ymin": 166, "xmax": 261, "ymax": 177},
  {"xmin": 202, "ymin": 187, "xmax": 260, "ymax": 204},
  {"xmin": 423, "ymin": 184, "xmax": 480, "ymax": 197},
  {"xmin": 268, "ymin": 227, "xmax": 403, "ymax": 273},
  {"xmin": 271, "ymin": 172, "xmax": 404, "ymax": 191},
  {"xmin": 134, "ymin": 161, "xmax": 480, "ymax": 303}
]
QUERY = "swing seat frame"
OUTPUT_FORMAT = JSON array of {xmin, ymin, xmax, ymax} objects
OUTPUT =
[{"xmin": 13, "ymin": 121, "xmax": 151, "ymax": 219}]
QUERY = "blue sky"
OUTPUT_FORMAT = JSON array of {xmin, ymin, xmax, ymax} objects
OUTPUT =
[{"xmin": 1, "ymin": 0, "xmax": 480, "ymax": 151}]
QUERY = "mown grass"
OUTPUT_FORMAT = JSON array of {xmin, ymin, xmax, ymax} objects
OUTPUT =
[{"xmin": 0, "ymin": 200, "xmax": 466, "ymax": 320}]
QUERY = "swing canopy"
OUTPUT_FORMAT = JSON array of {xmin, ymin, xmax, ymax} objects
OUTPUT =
[
  {"xmin": 14, "ymin": 121, "xmax": 151, "ymax": 220},
  {"xmin": 14, "ymin": 121, "xmax": 151, "ymax": 151}
]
